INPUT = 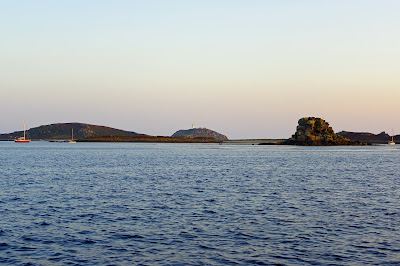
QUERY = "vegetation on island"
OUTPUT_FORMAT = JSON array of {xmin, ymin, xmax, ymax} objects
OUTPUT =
[
  {"xmin": 0, "ymin": 123, "xmax": 145, "ymax": 141},
  {"xmin": 172, "ymin": 128, "xmax": 228, "ymax": 141},
  {"xmin": 0, "ymin": 123, "xmax": 226, "ymax": 143},
  {"xmin": 78, "ymin": 135, "xmax": 223, "ymax": 143},
  {"xmin": 0, "ymin": 119, "xmax": 394, "ymax": 144}
]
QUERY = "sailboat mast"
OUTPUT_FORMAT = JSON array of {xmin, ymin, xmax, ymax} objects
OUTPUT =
[{"xmin": 23, "ymin": 120, "xmax": 26, "ymax": 139}]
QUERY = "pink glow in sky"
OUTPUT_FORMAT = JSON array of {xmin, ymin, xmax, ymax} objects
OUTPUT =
[{"xmin": 1, "ymin": 1, "xmax": 399, "ymax": 139}]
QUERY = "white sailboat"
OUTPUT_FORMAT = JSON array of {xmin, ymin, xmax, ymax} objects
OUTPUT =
[
  {"xmin": 14, "ymin": 120, "xmax": 31, "ymax": 143},
  {"xmin": 68, "ymin": 128, "xmax": 76, "ymax": 143},
  {"xmin": 388, "ymin": 129, "xmax": 395, "ymax": 145}
]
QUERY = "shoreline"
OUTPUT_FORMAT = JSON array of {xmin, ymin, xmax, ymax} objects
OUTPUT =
[
  {"xmin": 0, "ymin": 138, "xmax": 391, "ymax": 145},
  {"xmin": 222, "ymin": 139, "xmax": 284, "ymax": 145},
  {"xmin": 0, "ymin": 138, "xmax": 284, "ymax": 144}
]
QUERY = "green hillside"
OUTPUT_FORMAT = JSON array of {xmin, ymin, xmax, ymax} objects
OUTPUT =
[{"xmin": 0, "ymin": 123, "xmax": 145, "ymax": 140}]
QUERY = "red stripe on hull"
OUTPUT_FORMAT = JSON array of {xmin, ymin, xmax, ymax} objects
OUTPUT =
[{"xmin": 14, "ymin": 140, "xmax": 31, "ymax": 143}]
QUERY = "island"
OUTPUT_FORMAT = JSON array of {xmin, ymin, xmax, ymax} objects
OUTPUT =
[
  {"xmin": 266, "ymin": 117, "xmax": 368, "ymax": 146},
  {"xmin": 337, "ymin": 131, "xmax": 397, "ymax": 144},
  {"xmin": 0, "ymin": 120, "xmax": 393, "ymax": 145},
  {"xmin": 172, "ymin": 128, "xmax": 228, "ymax": 141},
  {"xmin": 0, "ymin": 123, "xmax": 227, "ymax": 143}
]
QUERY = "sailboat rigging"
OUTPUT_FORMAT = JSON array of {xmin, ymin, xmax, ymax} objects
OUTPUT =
[
  {"xmin": 388, "ymin": 128, "xmax": 395, "ymax": 145},
  {"xmin": 68, "ymin": 128, "xmax": 76, "ymax": 143},
  {"xmin": 14, "ymin": 120, "xmax": 31, "ymax": 143}
]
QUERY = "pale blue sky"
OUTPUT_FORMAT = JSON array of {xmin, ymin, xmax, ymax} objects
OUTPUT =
[{"xmin": 1, "ymin": 1, "xmax": 399, "ymax": 138}]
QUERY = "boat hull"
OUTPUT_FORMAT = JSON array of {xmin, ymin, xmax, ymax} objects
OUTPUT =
[{"xmin": 15, "ymin": 140, "xmax": 31, "ymax": 143}]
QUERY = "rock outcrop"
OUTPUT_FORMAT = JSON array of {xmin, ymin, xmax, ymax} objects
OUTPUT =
[
  {"xmin": 172, "ymin": 128, "xmax": 228, "ymax": 141},
  {"xmin": 282, "ymin": 117, "xmax": 364, "ymax": 146}
]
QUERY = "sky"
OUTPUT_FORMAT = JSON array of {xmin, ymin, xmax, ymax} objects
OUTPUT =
[{"xmin": 1, "ymin": 0, "xmax": 399, "ymax": 139}]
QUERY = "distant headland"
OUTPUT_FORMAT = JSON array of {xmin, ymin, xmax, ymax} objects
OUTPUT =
[
  {"xmin": 172, "ymin": 128, "xmax": 228, "ymax": 141},
  {"xmin": 0, "ymin": 123, "xmax": 227, "ymax": 143},
  {"xmin": 0, "ymin": 118, "xmax": 397, "ymax": 145},
  {"xmin": 337, "ymin": 131, "xmax": 398, "ymax": 144}
]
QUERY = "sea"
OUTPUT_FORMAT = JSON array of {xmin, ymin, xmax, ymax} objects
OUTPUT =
[{"xmin": 0, "ymin": 142, "xmax": 399, "ymax": 265}]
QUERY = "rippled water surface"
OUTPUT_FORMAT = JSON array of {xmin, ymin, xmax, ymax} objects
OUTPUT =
[{"xmin": 0, "ymin": 142, "xmax": 399, "ymax": 265}]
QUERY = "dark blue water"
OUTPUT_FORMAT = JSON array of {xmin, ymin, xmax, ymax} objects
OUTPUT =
[{"xmin": 0, "ymin": 142, "xmax": 399, "ymax": 265}]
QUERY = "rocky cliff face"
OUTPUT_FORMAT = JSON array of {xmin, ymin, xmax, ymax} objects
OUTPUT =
[
  {"xmin": 172, "ymin": 128, "xmax": 228, "ymax": 141},
  {"xmin": 283, "ymin": 117, "xmax": 362, "ymax": 146}
]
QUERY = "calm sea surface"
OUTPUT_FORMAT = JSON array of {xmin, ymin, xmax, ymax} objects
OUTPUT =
[{"xmin": 0, "ymin": 142, "xmax": 399, "ymax": 265}]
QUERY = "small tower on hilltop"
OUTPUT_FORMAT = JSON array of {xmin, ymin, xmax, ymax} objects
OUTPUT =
[{"xmin": 192, "ymin": 123, "xmax": 195, "ymax": 129}]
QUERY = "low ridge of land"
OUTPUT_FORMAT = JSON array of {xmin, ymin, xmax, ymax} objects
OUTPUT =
[
  {"xmin": 337, "ymin": 131, "xmax": 398, "ymax": 144},
  {"xmin": 0, "ymin": 123, "xmax": 226, "ymax": 143},
  {"xmin": 79, "ymin": 136, "xmax": 222, "ymax": 143},
  {"xmin": 0, "ymin": 123, "xmax": 145, "ymax": 140}
]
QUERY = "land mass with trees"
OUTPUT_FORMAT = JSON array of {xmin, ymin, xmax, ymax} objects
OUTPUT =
[
  {"xmin": 0, "ymin": 120, "xmax": 396, "ymax": 145},
  {"xmin": 0, "ymin": 123, "xmax": 227, "ymax": 143}
]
